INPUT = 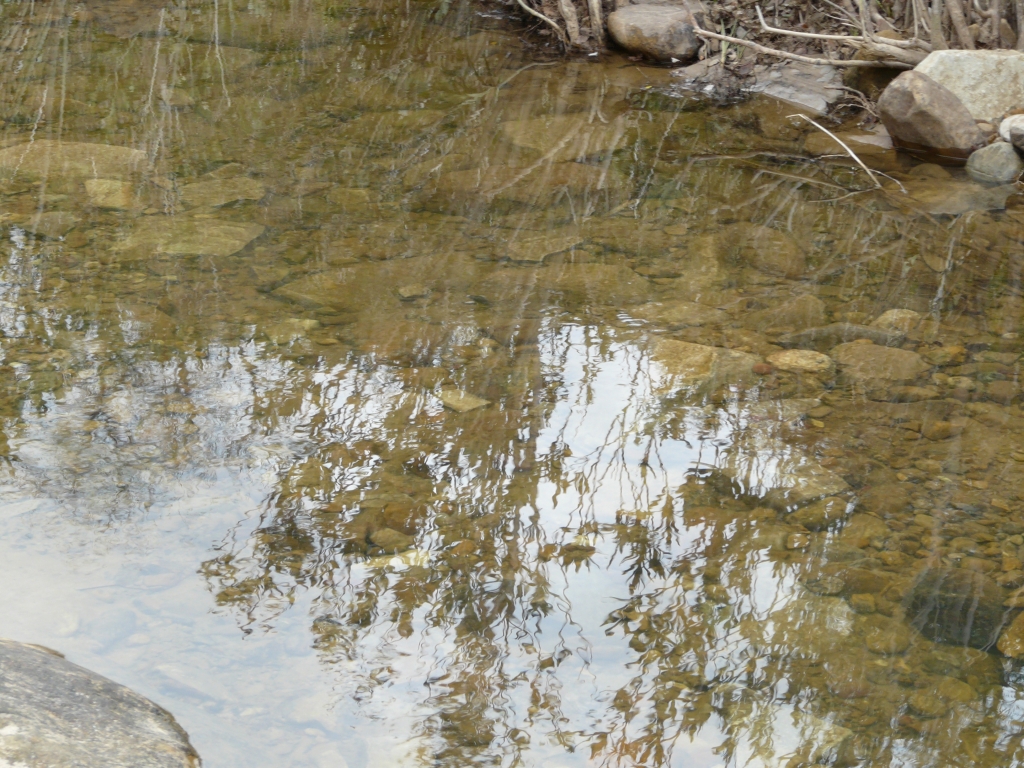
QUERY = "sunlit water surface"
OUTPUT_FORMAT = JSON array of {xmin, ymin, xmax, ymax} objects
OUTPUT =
[{"xmin": 2, "ymin": 1, "xmax": 1024, "ymax": 766}]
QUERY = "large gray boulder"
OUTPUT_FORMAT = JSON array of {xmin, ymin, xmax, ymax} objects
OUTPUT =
[
  {"xmin": 915, "ymin": 50, "xmax": 1024, "ymax": 122},
  {"xmin": 0, "ymin": 639, "xmax": 200, "ymax": 767},
  {"xmin": 966, "ymin": 141, "xmax": 1024, "ymax": 184},
  {"xmin": 607, "ymin": 4, "xmax": 705, "ymax": 63},
  {"xmin": 878, "ymin": 71, "xmax": 986, "ymax": 163}
]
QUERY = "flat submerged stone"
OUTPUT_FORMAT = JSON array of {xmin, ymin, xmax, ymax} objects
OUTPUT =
[
  {"xmin": 179, "ymin": 177, "xmax": 267, "ymax": 208},
  {"xmin": 500, "ymin": 115, "xmax": 631, "ymax": 162},
  {"xmin": 0, "ymin": 638, "xmax": 199, "ymax": 767},
  {"xmin": 113, "ymin": 217, "xmax": 265, "ymax": 257},
  {"xmin": 831, "ymin": 342, "xmax": 929, "ymax": 383},
  {"xmin": 0, "ymin": 140, "xmax": 147, "ymax": 180},
  {"xmin": 439, "ymin": 389, "xmax": 490, "ymax": 413}
]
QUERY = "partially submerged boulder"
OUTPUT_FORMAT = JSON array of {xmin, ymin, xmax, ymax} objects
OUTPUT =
[
  {"xmin": 877, "ymin": 71, "xmax": 986, "ymax": 163},
  {"xmin": 914, "ymin": 49, "xmax": 1024, "ymax": 122},
  {"xmin": 607, "ymin": 4, "xmax": 705, "ymax": 64},
  {"xmin": 0, "ymin": 638, "xmax": 199, "ymax": 767},
  {"xmin": 966, "ymin": 141, "xmax": 1024, "ymax": 184}
]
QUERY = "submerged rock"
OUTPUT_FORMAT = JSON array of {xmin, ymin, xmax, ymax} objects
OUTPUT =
[
  {"xmin": 16, "ymin": 211, "xmax": 79, "ymax": 239},
  {"xmin": 630, "ymin": 301, "xmax": 727, "ymax": 329},
  {"xmin": 717, "ymin": 222, "xmax": 806, "ymax": 278},
  {"xmin": 0, "ymin": 140, "xmax": 147, "ymax": 180},
  {"xmin": 651, "ymin": 339, "xmax": 761, "ymax": 396},
  {"xmin": 997, "ymin": 611, "xmax": 1024, "ymax": 657},
  {"xmin": 500, "ymin": 114, "xmax": 631, "ymax": 162},
  {"xmin": 607, "ymin": 4, "xmax": 704, "ymax": 64},
  {"xmin": 914, "ymin": 49, "xmax": 1024, "ymax": 122},
  {"xmin": 422, "ymin": 162, "xmax": 624, "ymax": 213},
  {"xmin": 777, "ymin": 323, "xmax": 904, "ymax": 352},
  {"xmin": 878, "ymin": 71, "xmax": 986, "ymax": 163},
  {"xmin": 899, "ymin": 179, "xmax": 1017, "ymax": 215},
  {"xmin": 766, "ymin": 349, "xmax": 835, "ymax": 376},
  {"xmin": 906, "ymin": 567, "xmax": 1008, "ymax": 649},
  {"xmin": 113, "ymin": 217, "xmax": 265, "ymax": 257},
  {"xmin": 0, "ymin": 638, "xmax": 199, "ymax": 767},
  {"xmin": 85, "ymin": 179, "xmax": 138, "ymax": 211},
  {"xmin": 831, "ymin": 342, "xmax": 929, "ymax": 383},
  {"xmin": 966, "ymin": 141, "xmax": 1024, "ymax": 184},
  {"xmin": 742, "ymin": 294, "xmax": 825, "ymax": 332},
  {"xmin": 179, "ymin": 177, "xmax": 266, "ymax": 208},
  {"xmin": 506, "ymin": 231, "xmax": 583, "ymax": 263},
  {"xmin": 788, "ymin": 496, "xmax": 849, "ymax": 530},
  {"xmin": 438, "ymin": 389, "xmax": 490, "ymax": 413},
  {"xmin": 871, "ymin": 308, "xmax": 921, "ymax": 333}
]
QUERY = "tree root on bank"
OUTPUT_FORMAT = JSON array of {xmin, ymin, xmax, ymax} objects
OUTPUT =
[{"xmin": 507, "ymin": 0, "xmax": 1024, "ymax": 72}]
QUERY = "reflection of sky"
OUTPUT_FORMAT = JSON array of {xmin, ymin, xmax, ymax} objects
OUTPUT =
[{"xmin": 0, "ymin": 316, "xmax": 815, "ymax": 768}]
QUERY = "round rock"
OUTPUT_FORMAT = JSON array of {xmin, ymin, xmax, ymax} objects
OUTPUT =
[
  {"xmin": 966, "ymin": 141, "xmax": 1024, "ymax": 184},
  {"xmin": 0, "ymin": 638, "xmax": 199, "ymax": 767},
  {"xmin": 766, "ymin": 349, "xmax": 835, "ymax": 376},
  {"xmin": 607, "ymin": 4, "xmax": 704, "ymax": 63},
  {"xmin": 999, "ymin": 113, "xmax": 1024, "ymax": 150}
]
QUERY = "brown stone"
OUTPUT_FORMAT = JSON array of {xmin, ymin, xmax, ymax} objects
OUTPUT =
[
  {"xmin": 986, "ymin": 380, "xmax": 1020, "ymax": 404},
  {"xmin": 839, "ymin": 514, "xmax": 891, "ymax": 547},
  {"xmin": 877, "ymin": 71, "xmax": 987, "ymax": 163},
  {"xmin": 920, "ymin": 420, "xmax": 965, "ymax": 441},
  {"xmin": 906, "ymin": 566, "xmax": 1008, "ymax": 649},
  {"xmin": 996, "ymin": 611, "xmax": 1024, "ymax": 657},
  {"xmin": 742, "ymin": 294, "xmax": 826, "ymax": 332},
  {"xmin": 857, "ymin": 483, "xmax": 911, "ymax": 518},
  {"xmin": 789, "ymin": 496, "xmax": 849, "ymax": 531},
  {"xmin": 831, "ymin": 342, "xmax": 930, "ymax": 383},
  {"xmin": 717, "ymin": 222, "xmax": 806, "ymax": 278},
  {"xmin": 607, "ymin": 3, "xmax": 705, "ymax": 64}
]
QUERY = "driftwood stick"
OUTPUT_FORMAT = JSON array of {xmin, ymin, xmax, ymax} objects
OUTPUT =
[
  {"xmin": 692, "ymin": 26, "xmax": 914, "ymax": 66},
  {"xmin": 789, "ymin": 113, "xmax": 886, "ymax": 189},
  {"xmin": 514, "ymin": 0, "xmax": 568, "ymax": 44},
  {"xmin": 1017, "ymin": 0, "xmax": 1024, "ymax": 49},
  {"xmin": 587, "ymin": 0, "xmax": 605, "ymax": 46},
  {"xmin": 557, "ymin": 0, "xmax": 582, "ymax": 45},
  {"xmin": 930, "ymin": 0, "xmax": 950, "ymax": 47},
  {"xmin": 756, "ymin": 4, "xmax": 931, "ymax": 48},
  {"xmin": 756, "ymin": 4, "xmax": 866, "ymax": 39},
  {"xmin": 948, "ymin": 0, "xmax": 976, "ymax": 46}
]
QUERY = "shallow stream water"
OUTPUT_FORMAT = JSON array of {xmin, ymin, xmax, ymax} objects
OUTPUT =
[{"xmin": 2, "ymin": 1, "xmax": 1024, "ymax": 766}]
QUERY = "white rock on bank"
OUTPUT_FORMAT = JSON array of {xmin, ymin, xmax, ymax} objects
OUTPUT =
[
  {"xmin": 914, "ymin": 50, "xmax": 1024, "ymax": 122},
  {"xmin": 999, "ymin": 114, "xmax": 1024, "ymax": 149}
]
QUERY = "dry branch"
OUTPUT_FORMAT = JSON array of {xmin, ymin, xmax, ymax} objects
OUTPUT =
[{"xmin": 693, "ymin": 24, "xmax": 916, "ymax": 66}]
